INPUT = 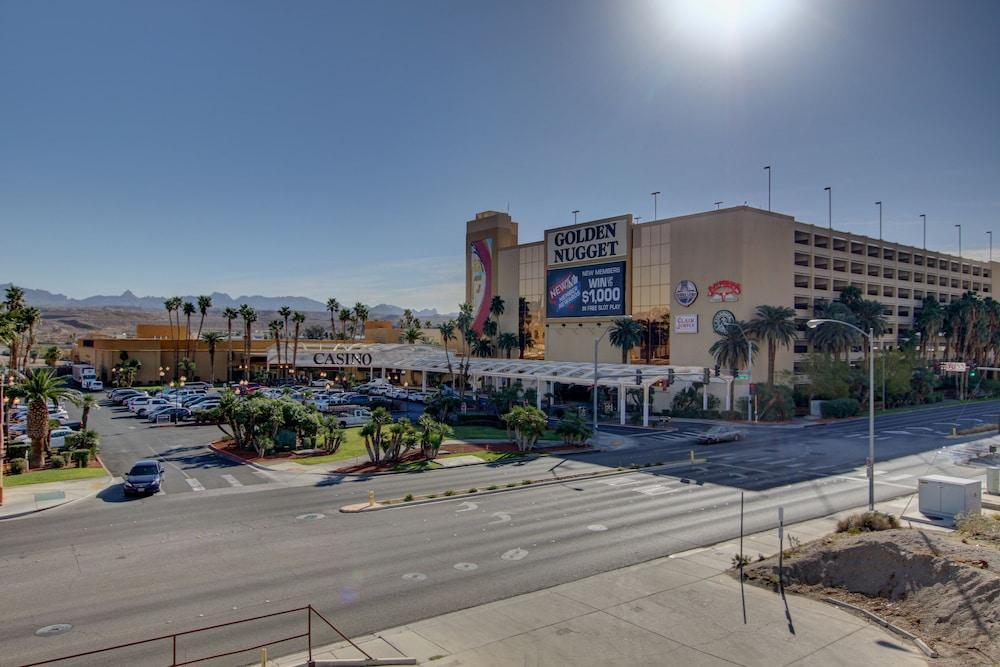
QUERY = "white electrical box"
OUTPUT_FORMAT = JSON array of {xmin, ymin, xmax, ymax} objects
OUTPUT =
[
  {"xmin": 918, "ymin": 475, "xmax": 981, "ymax": 520},
  {"xmin": 987, "ymin": 468, "xmax": 1000, "ymax": 495}
]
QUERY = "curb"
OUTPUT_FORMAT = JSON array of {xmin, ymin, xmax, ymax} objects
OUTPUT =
[
  {"xmin": 824, "ymin": 597, "xmax": 938, "ymax": 658},
  {"xmin": 0, "ymin": 459, "xmax": 115, "ymax": 522}
]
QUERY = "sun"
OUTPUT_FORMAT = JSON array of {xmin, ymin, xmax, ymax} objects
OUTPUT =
[{"xmin": 663, "ymin": 0, "xmax": 793, "ymax": 51}]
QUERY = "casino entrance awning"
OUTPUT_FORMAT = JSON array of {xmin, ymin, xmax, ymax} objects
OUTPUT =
[{"xmin": 269, "ymin": 343, "xmax": 735, "ymax": 427}]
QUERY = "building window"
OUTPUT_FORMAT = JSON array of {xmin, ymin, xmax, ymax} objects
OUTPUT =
[
  {"xmin": 883, "ymin": 285, "xmax": 895, "ymax": 297},
  {"xmin": 794, "ymin": 252, "xmax": 810, "ymax": 267},
  {"xmin": 914, "ymin": 254, "xmax": 924, "ymax": 266},
  {"xmin": 795, "ymin": 231, "xmax": 810, "ymax": 245},
  {"xmin": 814, "ymin": 234, "xmax": 829, "ymax": 249},
  {"xmin": 850, "ymin": 242, "xmax": 864, "ymax": 255},
  {"xmin": 795, "ymin": 274, "xmax": 810, "ymax": 289}
]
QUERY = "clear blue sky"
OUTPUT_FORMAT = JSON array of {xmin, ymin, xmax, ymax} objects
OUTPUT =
[{"xmin": 2, "ymin": 0, "xmax": 998, "ymax": 312}]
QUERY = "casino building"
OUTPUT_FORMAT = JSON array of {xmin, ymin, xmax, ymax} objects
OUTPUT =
[{"xmin": 466, "ymin": 206, "xmax": 999, "ymax": 393}]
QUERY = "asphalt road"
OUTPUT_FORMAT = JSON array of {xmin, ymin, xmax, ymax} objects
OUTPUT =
[{"xmin": 1, "ymin": 399, "xmax": 996, "ymax": 666}]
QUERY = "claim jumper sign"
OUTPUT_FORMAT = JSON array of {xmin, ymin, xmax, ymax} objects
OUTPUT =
[{"xmin": 546, "ymin": 217, "xmax": 629, "ymax": 266}]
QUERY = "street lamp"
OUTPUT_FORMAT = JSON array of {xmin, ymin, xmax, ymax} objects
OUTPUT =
[
  {"xmin": 651, "ymin": 191, "xmax": 660, "ymax": 220},
  {"xmin": 955, "ymin": 223, "xmax": 962, "ymax": 259},
  {"xmin": 572, "ymin": 210, "xmax": 580, "ymax": 224},
  {"xmin": 593, "ymin": 316, "xmax": 632, "ymax": 431},
  {"xmin": 808, "ymin": 318, "xmax": 876, "ymax": 510},
  {"xmin": 875, "ymin": 201, "xmax": 882, "ymax": 241},
  {"xmin": 724, "ymin": 323, "xmax": 754, "ymax": 422},
  {"xmin": 763, "ymin": 166, "xmax": 771, "ymax": 211},
  {"xmin": 920, "ymin": 214, "xmax": 926, "ymax": 251}
]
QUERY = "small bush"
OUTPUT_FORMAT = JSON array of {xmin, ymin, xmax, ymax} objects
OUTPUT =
[
  {"xmin": 7, "ymin": 443, "xmax": 29, "ymax": 461},
  {"xmin": 443, "ymin": 490, "xmax": 455, "ymax": 496},
  {"xmin": 505, "ymin": 482, "xmax": 516, "ymax": 488},
  {"xmin": 70, "ymin": 449, "xmax": 91, "ymax": 468},
  {"xmin": 731, "ymin": 553, "xmax": 751, "ymax": 569},
  {"xmin": 50, "ymin": 454, "xmax": 66, "ymax": 469},
  {"xmin": 467, "ymin": 488, "xmax": 478, "ymax": 493},
  {"xmin": 427, "ymin": 494, "xmax": 437, "ymax": 499},
  {"xmin": 820, "ymin": 398, "xmax": 861, "ymax": 419},
  {"xmin": 521, "ymin": 479, "xmax": 532, "ymax": 485},
  {"xmin": 403, "ymin": 494, "xmax": 414, "ymax": 502},
  {"xmin": 956, "ymin": 513, "xmax": 1000, "ymax": 541},
  {"xmin": 835, "ymin": 511, "xmax": 899, "ymax": 534},
  {"xmin": 8, "ymin": 458, "xmax": 27, "ymax": 474},
  {"xmin": 486, "ymin": 485, "xmax": 498, "ymax": 490}
]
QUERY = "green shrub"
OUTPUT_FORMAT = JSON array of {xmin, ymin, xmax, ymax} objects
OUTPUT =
[
  {"xmin": 468, "ymin": 488, "xmax": 478, "ymax": 493},
  {"xmin": 6, "ymin": 443, "xmax": 29, "ymax": 461},
  {"xmin": 443, "ymin": 490, "xmax": 455, "ymax": 496},
  {"xmin": 820, "ymin": 398, "xmax": 861, "ymax": 419},
  {"xmin": 49, "ymin": 454, "xmax": 66, "ymax": 469},
  {"xmin": 65, "ymin": 429, "xmax": 100, "ymax": 455},
  {"xmin": 8, "ymin": 458, "xmax": 27, "ymax": 474},
  {"xmin": 754, "ymin": 384, "xmax": 796, "ymax": 422},
  {"xmin": 403, "ymin": 494, "xmax": 414, "ymax": 502},
  {"xmin": 453, "ymin": 413, "xmax": 504, "ymax": 427},
  {"xmin": 835, "ymin": 511, "xmax": 899, "ymax": 534},
  {"xmin": 70, "ymin": 449, "xmax": 91, "ymax": 468}
]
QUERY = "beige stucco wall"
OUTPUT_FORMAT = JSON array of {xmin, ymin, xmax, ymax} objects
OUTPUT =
[{"xmin": 668, "ymin": 208, "xmax": 794, "ymax": 384}]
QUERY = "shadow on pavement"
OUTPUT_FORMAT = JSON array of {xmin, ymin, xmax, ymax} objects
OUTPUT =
[{"xmin": 97, "ymin": 484, "xmax": 147, "ymax": 503}]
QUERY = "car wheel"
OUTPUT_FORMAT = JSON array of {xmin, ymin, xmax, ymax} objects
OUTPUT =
[{"xmin": 339, "ymin": 421, "xmax": 347, "ymax": 428}]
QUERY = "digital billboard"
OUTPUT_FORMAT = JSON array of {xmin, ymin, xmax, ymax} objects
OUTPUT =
[{"xmin": 546, "ymin": 261, "xmax": 626, "ymax": 319}]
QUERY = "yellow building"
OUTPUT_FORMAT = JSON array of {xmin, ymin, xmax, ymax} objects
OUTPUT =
[{"xmin": 466, "ymin": 207, "xmax": 999, "ymax": 385}]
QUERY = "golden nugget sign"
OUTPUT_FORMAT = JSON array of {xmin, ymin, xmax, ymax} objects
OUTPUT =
[{"xmin": 547, "ymin": 218, "xmax": 628, "ymax": 266}]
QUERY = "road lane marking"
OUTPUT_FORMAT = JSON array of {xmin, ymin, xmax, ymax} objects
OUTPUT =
[
  {"xmin": 884, "ymin": 473, "xmax": 913, "ymax": 482},
  {"xmin": 602, "ymin": 476, "xmax": 647, "ymax": 486},
  {"xmin": 633, "ymin": 484, "xmax": 682, "ymax": 496},
  {"xmin": 669, "ymin": 547, "xmax": 709, "ymax": 558},
  {"xmin": 220, "ymin": 474, "xmax": 243, "ymax": 487},
  {"xmin": 884, "ymin": 430, "xmax": 911, "ymax": 435},
  {"xmin": 185, "ymin": 478, "xmax": 205, "ymax": 492}
]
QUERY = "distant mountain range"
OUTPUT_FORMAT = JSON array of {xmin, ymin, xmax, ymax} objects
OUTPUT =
[{"xmin": 0, "ymin": 284, "xmax": 448, "ymax": 318}]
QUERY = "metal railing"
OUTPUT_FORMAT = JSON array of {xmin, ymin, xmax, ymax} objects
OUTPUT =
[{"xmin": 20, "ymin": 605, "xmax": 373, "ymax": 667}]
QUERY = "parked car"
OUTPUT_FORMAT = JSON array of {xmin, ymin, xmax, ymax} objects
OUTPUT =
[
  {"xmin": 14, "ymin": 427, "xmax": 78, "ymax": 450},
  {"xmin": 146, "ymin": 406, "xmax": 192, "ymax": 423},
  {"xmin": 181, "ymin": 381, "xmax": 211, "ymax": 390},
  {"xmin": 330, "ymin": 408, "xmax": 373, "ymax": 428},
  {"xmin": 695, "ymin": 426, "xmax": 744, "ymax": 444},
  {"xmin": 122, "ymin": 459, "xmax": 165, "ymax": 495},
  {"xmin": 135, "ymin": 399, "xmax": 175, "ymax": 417}
]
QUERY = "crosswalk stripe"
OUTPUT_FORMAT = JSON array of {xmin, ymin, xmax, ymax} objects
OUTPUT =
[
  {"xmin": 221, "ymin": 474, "xmax": 243, "ymax": 487},
  {"xmin": 884, "ymin": 473, "xmax": 913, "ymax": 482},
  {"xmin": 634, "ymin": 484, "xmax": 682, "ymax": 496},
  {"xmin": 185, "ymin": 478, "xmax": 205, "ymax": 492}
]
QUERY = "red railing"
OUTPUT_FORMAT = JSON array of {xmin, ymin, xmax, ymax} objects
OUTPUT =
[{"xmin": 20, "ymin": 604, "xmax": 372, "ymax": 667}]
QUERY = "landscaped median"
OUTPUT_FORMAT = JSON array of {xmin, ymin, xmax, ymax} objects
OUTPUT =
[
  {"xmin": 210, "ymin": 423, "xmax": 585, "ymax": 475},
  {"xmin": 4, "ymin": 466, "xmax": 107, "ymax": 487}
]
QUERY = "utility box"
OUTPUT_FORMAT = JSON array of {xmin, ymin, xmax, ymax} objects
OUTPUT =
[
  {"xmin": 987, "ymin": 468, "xmax": 1000, "ymax": 495},
  {"xmin": 918, "ymin": 475, "xmax": 981, "ymax": 520}
]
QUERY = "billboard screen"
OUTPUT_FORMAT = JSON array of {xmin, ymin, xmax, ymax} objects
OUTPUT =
[{"xmin": 546, "ymin": 261, "xmax": 626, "ymax": 319}]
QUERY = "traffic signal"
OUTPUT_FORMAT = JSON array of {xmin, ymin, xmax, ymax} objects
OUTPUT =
[
  {"xmin": 635, "ymin": 369, "xmax": 643, "ymax": 386},
  {"xmin": 703, "ymin": 368, "xmax": 710, "ymax": 384},
  {"xmin": 713, "ymin": 365, "xmax": 721, "ymax": 378},
  {"xmin": 970, "ymin": 363, "xmax": 978, "ymax": 378},
  {"xmin": 667, "ymin": 368, "xmax": 675, "ymax": 386}
]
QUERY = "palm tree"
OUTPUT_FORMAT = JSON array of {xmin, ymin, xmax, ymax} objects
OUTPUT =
[
  {"xmin": 326, "ymin": 298, "xmax": 340, "ymax": 338},
  {"xmin": 195, "ymin": 295, "xmax": 213, "ymax": 344},
  {"xmin": 268, "ymin": 320, "xmax": 284, "ymax": 374},
  {"xmin": 482, "ymin": 319, "xmax": 498, "ymax": 354},
  {"xmin": 182, "ymin": 301, "xmax": 196, "ymax": 360},
  {"xmin": 291, "ymin": 311, "xmax": 306, "ymax": 373},
  {"xmin": 338, "ymin": 308, "xmax": 352, "ymax": 340},
  {"xmin": 202, "ymin": 332, "xmax": 224, "ymax": 384},
  {"xmin": 18, "ymin": 306, "xmax": 39, "ymax": 371},
  {"xmin": 439, "ymin": 320, "xmax": 456, "ymax": 380},
  {"xmin": 223, "ymin": 307, "xmax": 239, "ymax": 382},
  {"xmin": 709, "ymin": 322, "xmax": 756, "ymax": 410},
  {"xmin": 277, "ymin": 306, "xmax": 292, "ymax": 366},
  {"xmin": 914, "ymin": 296, "xmax": 944, "ymax": 360},
  {"xmin": 238, "ymin": 304, "xmax": 257, "ymax": 379},
  {"xmin": 490, "ymin": 296, "xmax": 505, "ymax": 321},
  {"xmin": 353, "ymin": 303, "xmax": 369, "ymax": 339},
  {"xmin": 472, "ymin": 337, "xmax": 495, "ymax": 358},
  {"xmin": 837, "ymin": 285, "xmax": 863, "ymax": 311},
  {"xmin": 11, "ymin": 369, "xmax": 80, "ymax": 468},
  {"xmin": 808, "ymin": 303, "xmax": 859, "ymax": 362},
  {"xmin": 401, "ymin": 325, "xmax": 424, "ymax": 344},
  {"xmin": 43, "ymin": 346, "xmax": 60, "ymax": 367},
  {"xmin": 80, "ymin": 393, "xmax": 98, "ymax": 430},
  {"xmin": 853, "ymin": 299, "xmax": 888, "ymax": 363},
  {"xmin": 497, "ymin": 332, "xmax": 518, "ymax": 359},
  {"xmin": 608, "ymin": 318, "xmax": 644, "ymax": 364},
  {"xmin": 747, "ymin": 305, "xmax": 797, "ymax": 386},
  {"xmin": 164, "ymin": 297, "xmax": 183, "ymax": 380}
]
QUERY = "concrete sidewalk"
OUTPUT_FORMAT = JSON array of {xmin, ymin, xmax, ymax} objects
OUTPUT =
[
  {"xmin": 272, "ymin": 496, "xmax": 929, "ymax": 667},
  {"xmin": 0, "ymin": 473, "xmax": 112, "ymax": 520}
]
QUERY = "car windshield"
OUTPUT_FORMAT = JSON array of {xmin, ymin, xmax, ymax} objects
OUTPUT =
[
  {"xmin": 129, "ymin": 464, "xmax": 159, "ymax": 476},
  {"xmin": 706, "ymin": 426, "xmax": 730, "ymax": 434}
]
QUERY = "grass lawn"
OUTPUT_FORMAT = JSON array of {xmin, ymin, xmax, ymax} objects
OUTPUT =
[
  {"xmin": 450, "ymin": 425, "xmax": 561, "ymax": 441},
  {"xmin": 4, "ymin": 467, "xmax": 107, "ymax": 487},
  {"xmin": 294, "ymin": 428, "xmax": 368, "ymax": 464}
]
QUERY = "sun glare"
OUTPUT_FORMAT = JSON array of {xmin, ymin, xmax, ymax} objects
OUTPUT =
[{"xmin": 664, "ymin": 0, "xmax": 792, "ymax": 51}]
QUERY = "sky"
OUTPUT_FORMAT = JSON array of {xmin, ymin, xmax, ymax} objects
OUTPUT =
[{"xmin": 1, "ymin": 0, "xmax": 999, "ymax": 312}]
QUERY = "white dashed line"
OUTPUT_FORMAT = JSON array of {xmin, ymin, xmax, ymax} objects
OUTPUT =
[
  {"xmin": 185, "ymin": 478, "xmax": 205, "ymax": 492},
  {"xmin": 221, "ymin": 474, "xmax": 243, "ymax": 487}
]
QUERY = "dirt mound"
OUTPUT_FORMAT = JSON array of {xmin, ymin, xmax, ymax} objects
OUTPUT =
[{"xmin": 743, "ymin": 529, "xmax": 999, "ymax": 665}]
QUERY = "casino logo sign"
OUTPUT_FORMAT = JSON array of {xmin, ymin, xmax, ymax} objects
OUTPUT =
[{"xmin": 674, "ymin": 280, "xmax": 698, "ymax": 307}]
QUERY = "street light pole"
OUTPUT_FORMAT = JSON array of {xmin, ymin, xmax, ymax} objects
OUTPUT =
[
  {"xmin": 593, "ymin": 317, "xmax": 631, "ymax": 431},
  {"xmin": 875, "ymin": 201, "xmax": 882, "ymax": 241},
  {"xmin": 764, "ymin": 166, "xmax": 771, "ymax": 211},
  {"xmin": 808, "ymin": 319, "xmax": 876, "ymax": 511},
  {"xmin": 714, "ymin": 201, "xmax": 723, "ymax": 210},
  {"xmin": 824, "ymin": 187, "xmax": 832, "ymax": 234},
  {"xmin": 956, "ymin": 223, "xmax": 962, "ymax": 259},
  {"xmin": 572, "ymin": 210, "xmax": 580, "ymax": 225},
  {"xmin": 651, "ymin": 192, "xmax": 660, "ymax": 220},
  {"xmin": 920, "ymin": 214, "xmax": 926, "ymax": 251},
  {"xmin": 989, "ymin": 231, "xmax": 993, "ymax": 263}
]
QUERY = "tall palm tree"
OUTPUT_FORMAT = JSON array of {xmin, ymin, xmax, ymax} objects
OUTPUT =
[
  {"xmin": 472, "ymin": 337, "xmax": 495, "ymax": 358},
  {"xmin": 709, "ymin": 322, "xmax": 756, "ymax": 410},
  {"xmin": 326, "ymin": 298, "xmax": 340, "ymax": 338},
  {"xmin": 837, "ymin": 285, "xmax": 863, "ymax": 311},
  {"xmin": 338, "ymin": 308, "xmax": 352, "ymax": 340},
  {"xmin": 195, "ymin": 295, "xmax": 213, "ymax": 344},
  {"xmin": 747, "ymin": 305, "xmax": 797, "ymax": 386},
  {"xmin": 353, "ymin": 303, "xmax": 369, "ymax": 339},
  {"xmin": 914, "ymin": 296, "xmax": 944, "ymax": 359},
  {"xmin": 608, "ymin": 317, "xmax": 644, "ymax": 364},
  {"xmin": 238, "ymin": 304, "xmax": 257, "ymax": 379},
  {"xmin": 808, "ymin": 303, "xmax": 859, "ymax": 362},
  {"xmin": 439, "ymin": 320, "xmax": 456, "ymax": 380},
  {"xmin": 80, "ymin": 393, "xmax": 98, "ymax": 430},
  {"xmin": 277, "ymin": 306, "xmax": 292, "ymax": 366},
  {"xmin": 223, "ymin": 307, "xmax": 239, "ymax": 382},
  {"xmin": 401, "ymin": 325, "xmax": 424, "ymax": 344},
  {"xmin": 291, "ymin": 311, "xmax": 306, "ymax": 373},
  {"xmin": 11, "ymin": 369, "xmax": 80, "ymax": 468},
  {"xmin": 853, "ymin": 299, "xmax": 888, "ymax": 363},
  {"xmin": 490, "ymin": 296, "xmax": 505, "ymax": 321},
  {"xmin": 268, "ymin": 320, "xmax": 284, "ymax": 373},
  {"xmin": 482, "ymin": 319, "xmax": 498, "ymax": 354},
  {"xmin": 18, "ymin": 306, "xmax": 39, "ymax": 371},
  {"xmin": 182, "ymin": 301, "xmax": 196, "ymax": 360},
  {"xmin": 164, "ymin": 297, "xmax": 183, "ymax": 380},
  {"xmin": 497, "ymin": 332, "xmax": 518, "ymax": 359},
  {"xmin": 201, "ymin": 332, "xmax": 224, "ymax": 384}
]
